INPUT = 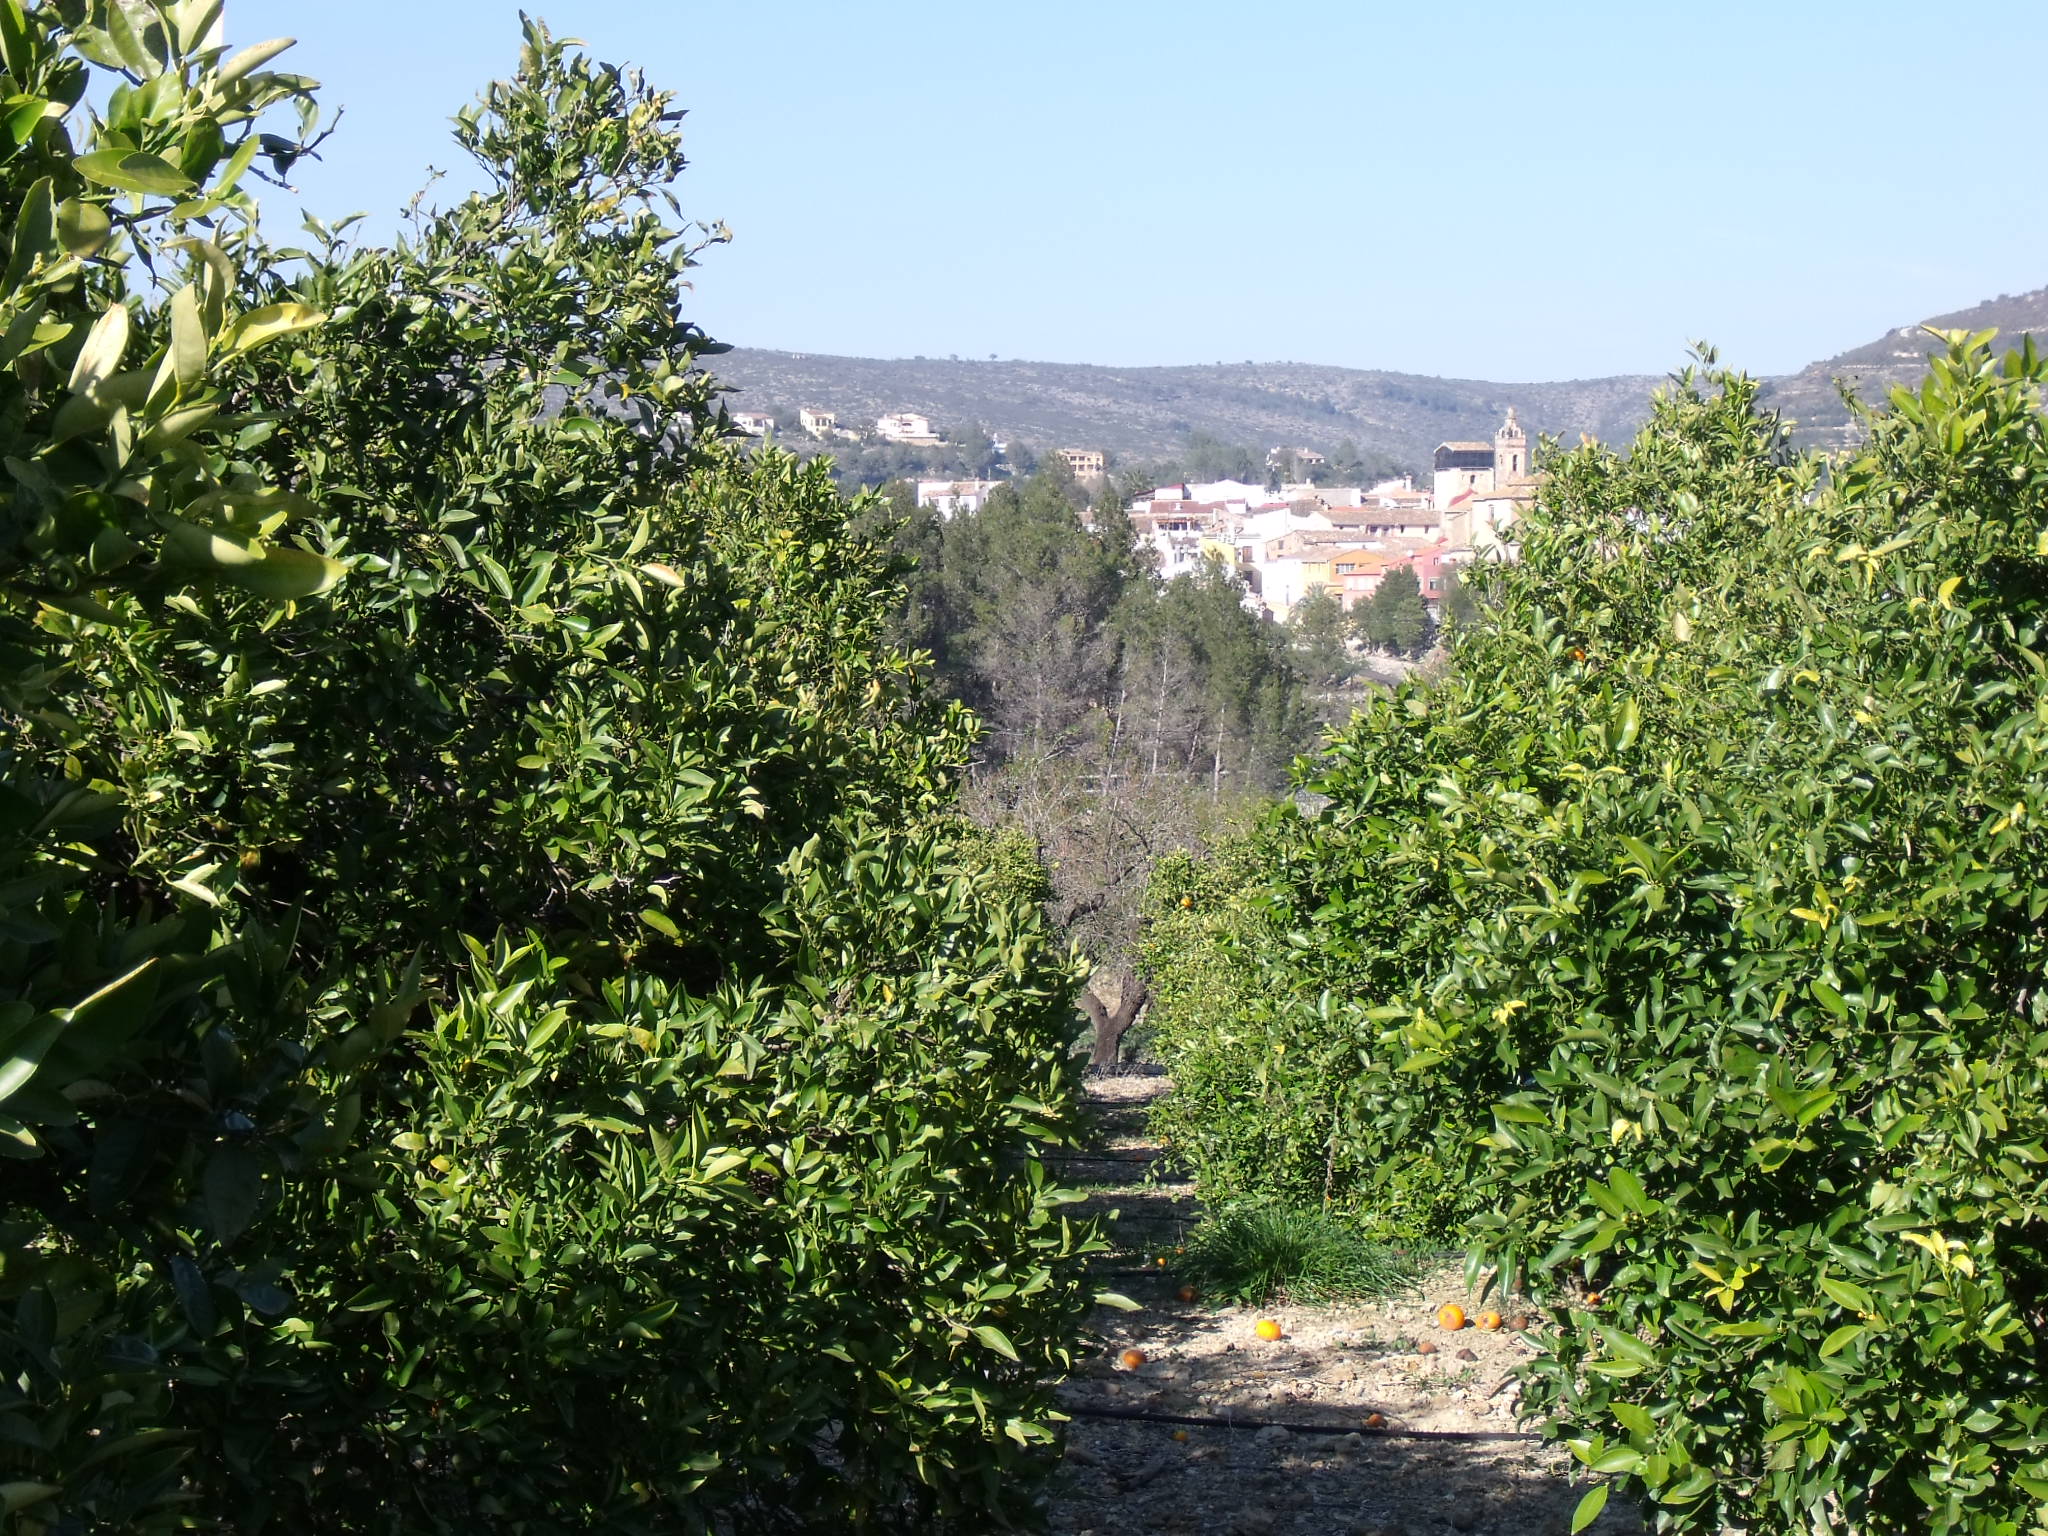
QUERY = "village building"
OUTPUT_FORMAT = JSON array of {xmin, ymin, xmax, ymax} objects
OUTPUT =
[
  {"xmin": 798, "ymin": 407, "xmax": 837, "ymax": 437},
  {"xmin": 1057, "ymin": 447, "xmax": 1107, "ymax": 479},
  {"xmin": 875, "ymin": 411, "xmax": 941, "ymax": 445},
  {"xmin": 1143, "ymin": 477, "xmax": 1272, "ymax": 506},
  {"xmin": 1452, "ymin": 481, "xmax": 1536, "ymax": 557},
  {"xmin": 729, "ymin": 410, "xmax": 775, "ymax": 436},
  {"xmin": 1431, "ymin": 408, "xmax": 1529, "ymax": 507},
  {"xmin": 1333, "ymin": 549, "xmax": 1398, "ymax": 608},
  {"xmin": 1106, "ymin": 416, "xmax": 1535, "ymax": 621},
  {"xmin": 914, "ymin": 479, "xmax": 1004, "ymax": 518},
  {"xmin": 1432, "ymin": 440, "xmax": 1496, "ymax": 506},
  {"xmin": 1432, "ymin": 409, "xmax": 1534, "ymax": 555},
  {"xmin": 1412, "ymin": 542, "xmax": 1459, "ymax": 611},
  {"xmin": 1131, "ymin": 501, "xmax": 1222, "ymax": 574},
  {"xmin": 1323, "ymin": 504, "xmax": 1442, "ymax": 542}
]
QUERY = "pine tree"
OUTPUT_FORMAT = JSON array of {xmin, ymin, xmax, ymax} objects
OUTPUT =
[
  {"xmin": 1376, "ymin": 564, "xmax": 1433, "ymax": 656},
  {"xmin": 1288, "ymin": 586, "xmax": 1354, "ymax": 687},
  {"xmin": 1357, "ymin": 565, "xmax": 1433, "ymax": 656}
]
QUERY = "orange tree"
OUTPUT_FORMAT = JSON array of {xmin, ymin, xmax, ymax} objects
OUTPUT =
[
  {"xmin": 1143, "ymin": 344, "xmax": 2048, "ymax": 1533},
  {"xmin": 3, "ymin": 9, "xmax": 1097, "ymax": 1532}
]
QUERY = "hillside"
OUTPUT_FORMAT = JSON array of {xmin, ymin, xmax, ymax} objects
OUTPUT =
[
  {"xmin": 1761, "ymin": 286, "xmax": 2048, "ymax": 447},
  {"xmin": 707, "ymin": 284, "xmax": 2048, "ymax": 473},
  {"xmin": 705, "ymin": 350, "xmax": 1662, "ymax": 474}
]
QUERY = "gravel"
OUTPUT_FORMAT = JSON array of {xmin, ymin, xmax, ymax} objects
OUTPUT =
[{"xmin": 1042, "ymin": 1071, "xmax": 1643, "ymax": 1536}]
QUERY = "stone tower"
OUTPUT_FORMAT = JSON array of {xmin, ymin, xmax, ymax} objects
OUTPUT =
[{"xmin": 1494, "ymin": 408, "xmax": 1529, "ymax": 485}]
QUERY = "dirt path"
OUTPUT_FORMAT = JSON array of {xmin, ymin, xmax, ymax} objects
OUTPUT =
[{"xmin": 1043, "ymin": 1070, "xmax": 1642, "ymax": 1536}]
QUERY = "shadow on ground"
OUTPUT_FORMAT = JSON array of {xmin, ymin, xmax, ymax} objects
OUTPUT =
[
  {"xmin": 1044, "ymin": 1415, "xmax": 1636, "ymax": 1536},
  {"xmin": 1042, "ymin": 1069, "xmax": 1641, "ymax": 1536}
]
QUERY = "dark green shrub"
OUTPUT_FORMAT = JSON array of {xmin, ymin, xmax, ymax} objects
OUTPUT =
[
  {"xmin": 1147, "ymin": 346, "xmax": 2048, "ymax": 1533},
  {"xmin": 4, "ymin": 10, "xmax": 1096, "ymax": 1531}
]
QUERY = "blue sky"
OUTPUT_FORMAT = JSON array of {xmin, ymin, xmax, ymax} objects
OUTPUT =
[{"xmin": 228, "ymin": 0, "xmax": 2048, "ymax": 381}]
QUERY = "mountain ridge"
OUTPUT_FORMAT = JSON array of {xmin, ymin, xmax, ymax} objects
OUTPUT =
[
  {"xmin": 1760, "ymin": 286, "xmax": 2048, "ymax": 446},
  {"xmin": 705, "ymin": 285, "xmax": 2048, "ymax": 473}
]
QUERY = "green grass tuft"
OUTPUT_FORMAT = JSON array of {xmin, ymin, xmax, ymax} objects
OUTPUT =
[{"xmin": 1182, "ymin": 1202, "xmax": 1419, "ymax": 1307}]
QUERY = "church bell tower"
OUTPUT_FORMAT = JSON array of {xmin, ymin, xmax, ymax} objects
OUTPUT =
[{"xmin": 1494, "ymin": 408, "xmax": 1528, "ymax": 485}]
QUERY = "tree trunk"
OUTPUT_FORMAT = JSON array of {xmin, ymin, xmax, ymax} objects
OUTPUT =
[{"xmin": 1081, "ymin": 978, "xmax": 1150, "ymax": 1075}]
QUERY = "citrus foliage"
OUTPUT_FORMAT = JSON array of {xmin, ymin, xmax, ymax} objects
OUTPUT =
[
  {"xmin": 1142, "ymin": 842, "xmax": 1494, "ymax": 1242},
  {"xmin": 3, "ymin": 8, "xmax": 1094, "ymax": 1530},
  {"xmin": 1145, "ymin": 344, "xmax": 2048, "ymax": 1532}
]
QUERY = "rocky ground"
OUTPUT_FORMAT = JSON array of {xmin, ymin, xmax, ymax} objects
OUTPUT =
[{"xmin": 1043, "ymin": 1070, "xmax": 1643, "ymax": 1536}]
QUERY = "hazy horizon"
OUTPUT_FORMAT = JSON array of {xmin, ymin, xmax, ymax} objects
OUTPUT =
[{"xmin": 232, "ymin": 0, "xmax": 2048, "ymax": 382}]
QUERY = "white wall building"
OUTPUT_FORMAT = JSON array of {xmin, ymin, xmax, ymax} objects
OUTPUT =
[
  {"xmin": 915, "ymin": 479, "xmax": 1003, "ymax": 518},
  {"xmin": 875, "ymin": 412, "xmax": 941, "ymax": 446}
]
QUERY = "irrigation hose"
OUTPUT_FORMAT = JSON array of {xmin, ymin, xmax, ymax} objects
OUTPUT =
[{"xmin": 1062, "ymin": 1402, "xmax": 1540, "ymax": 1443}]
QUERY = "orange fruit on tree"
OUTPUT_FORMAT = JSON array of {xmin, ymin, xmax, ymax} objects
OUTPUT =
[
  {"xmin": 1119, "ymin": 1348, "xmax": 1147, "ymax": 1370},
  {"xmin": 1253, "ymin": 1318, "xmax": 1284, "ymax": 1342},
  {"xmin": 1476, "ymin": 1309, "xmax": 1503, "ymax": 1331},
  {"xmin": 1585, "ymin": 1291, "xmax": 1604, "ymax": 1307},
  {"xmin": 1179, "ymin": 895, "xmax": 1193, "ymax": 908},
  {"xmin": 1436, "ymin": 1303, "xmax": 1467, "ymax": 1331}
]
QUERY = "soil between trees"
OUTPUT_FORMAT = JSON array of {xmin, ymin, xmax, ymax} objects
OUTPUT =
[{"xmin": 1043, "ymin": 1070, "xmax": 1644, "ymax": 1536}]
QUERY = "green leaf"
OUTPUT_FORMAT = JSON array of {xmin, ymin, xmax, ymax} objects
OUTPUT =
[
  {"xmin": 67, "ymin": 301, "xmax": 131, "ymax": 393},
  {"xmin": 1614, "ymin": 696, "xmax": 1641, "ymax": 753},
  {"xmin": 0, "ymin": 0, "xmax": 32, "ymax": 82},
  {"xmin": 55, "ymin": 197, "xmax": 113, "ymax": 257},
  {"xmin": 0, "ymin": 1014, "xmax": 65, "ymax": 1105},
  {"xmin": 225, "ymin": 546, "xmax": 345, "ymax": 599},
  {"xmin": 1808, "ymin": 979, "xmax": 1848, "ymax": 1018},
  {"xmin": 1570, "ymin": 1483, "xmax": 1609, "ymax": 1534},
  {"xmin": 4, "ymin": 94, "xmax": 44, "ymax": 145},
  {"xmin": 638, "ymin": 908, "xmax": 681, "ymax": 940},
  {"xmin": 1707, "ymin": 1320, "xmax": 1780, "ymax": 1337},
  {"xmin": 1610, "ymin": 1403, "xmax": 1656, "ymax": 1439},
  {"xmin": 73, "ymin": 149, "xmax": 193, "ymax": 195},
  {"xmin": 219, "ymin": 36, "xmax": 295, "ymax": 82},
  {"xmin": 104, "ymin": 0, "xmax": 163, "ymax": 77},
  {"xmin": 202, "ymin": 1143, "xmax": 261, "ymax": 1243},
  {"xmin": 970, "ymin": 1324, "xmax": 1020, "ymax": 1361},
  {"xmin": 2, "ymin": 175, "xmax": 51, "ymax": 288},
  {"xmin": 0, "ymin": 1485, "xmax": 61, "ymax": 1517},
  {"xmin": 161, "ymin": 518, "xmax": 345, "ymax": 599},
  {"xmin": 1588, "ymin": 1446, "xmax": 1642, "ymax": 1474},
  {"xmin": 168, "ymin": 284, "xmax": 206, "ymax": 389},
  {"xmin": 218, "ymin": 302, "xmax": 325, "ymax": 358},
  {"xmin": 1818, "ymin": 1276, "xmax": 1873, "ymax": 1314},
  {"xmin": 1818, "ymin": 1324, "xmax": 1864, "ymax": 1357}
]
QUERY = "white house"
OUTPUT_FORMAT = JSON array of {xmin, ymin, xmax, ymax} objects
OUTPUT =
[
  {"xmin": 798, "ymin": 407, "xmax": 837, "ymax": 437},
  {"xmin": 730, "ymin": 410, "xmax": 775, "ymax": 436},
  {"xmin": 875, "ymin": 412, "xmax": 941, "ymax": 446},
  {"xmin": 915, "ymin": 479, "xmax": 1003, "ymax": 518},
  {"xmin": 1184, "ymin": 478, "xmax": 1270, "ymax": 504}
]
